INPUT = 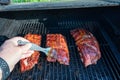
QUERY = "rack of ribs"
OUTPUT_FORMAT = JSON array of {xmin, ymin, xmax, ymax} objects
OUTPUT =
[
  {"xmin": 71, "ymin": 29, "xmax": 101, "ymax": 67},
  {"xmin": 20, "ymin": 33, "xmax": 41, "ymax": 72},
  {"xmin": 46, "ymin": 34, "xmax": 69, "ymax": 65}
]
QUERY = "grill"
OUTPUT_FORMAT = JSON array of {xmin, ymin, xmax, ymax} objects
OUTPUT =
[{"xmin": 0, "ymin": 8, "xmax": 120, "ymax": 80}]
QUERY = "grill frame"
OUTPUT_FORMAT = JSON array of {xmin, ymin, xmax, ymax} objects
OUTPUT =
[{"xmin": 0, "ymin": 7, "xmax": 120, "ymax": 80}]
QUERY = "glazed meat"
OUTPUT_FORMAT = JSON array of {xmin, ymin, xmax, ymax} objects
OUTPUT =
[
  {"xmin": 46, "ymin": 34, "xmax": 69, "ymax": 65},
  {"xmin": 20, "ymin": 33, "xmax": 41, "ymax": 72},
  {"xmin": 71, "ymin": 29, "xmax": 101, "ymax": 67}
]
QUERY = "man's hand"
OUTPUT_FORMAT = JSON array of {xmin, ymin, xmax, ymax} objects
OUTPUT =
[{"xmin": 0, "ymin": 37, "xmax": 34, "ymax": 72}]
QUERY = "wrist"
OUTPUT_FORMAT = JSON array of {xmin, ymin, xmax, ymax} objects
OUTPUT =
[
  {"xmin": 0, "ymin": 57, "xmax": 10, "ymax": 80},
  {"xmin": 0, "ymin": 54, "xmax": 15, "ymax": 72},
  {"xmin": 0, "ymin": 68, "xmax": 2, "ymax": 80}
]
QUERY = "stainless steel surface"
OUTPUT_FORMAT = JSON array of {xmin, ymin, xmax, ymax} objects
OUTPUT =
[{"xmin": 0, "ymin": 0, "xmax": 120, "ymax": 11}]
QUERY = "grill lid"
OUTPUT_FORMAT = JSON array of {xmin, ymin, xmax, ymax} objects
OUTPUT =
[{"xmin": 0, "ymin": 0, "xmax": 120, "ymax": 11}]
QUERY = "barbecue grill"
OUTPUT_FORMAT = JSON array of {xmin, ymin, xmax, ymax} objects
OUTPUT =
[{"xmin": 0, "ymin": 1, "xmax": 120, "ymax": 80}]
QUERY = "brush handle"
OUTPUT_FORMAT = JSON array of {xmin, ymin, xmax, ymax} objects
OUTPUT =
[
  {"xmin": 17, "ymin": 40, "xmax": 35, "ymax": 50},
  {"xmin": 17, "ymin": 40, "xmax": 50, "ymax": 55}
]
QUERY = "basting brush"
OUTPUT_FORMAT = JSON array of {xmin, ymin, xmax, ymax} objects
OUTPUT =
[{"xmin": 17, "ymin": 40, "xmax": 57, "ymax": 59}]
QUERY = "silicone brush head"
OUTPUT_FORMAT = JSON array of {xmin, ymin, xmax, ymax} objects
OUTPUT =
[{"xmin": 47, "ymin": 48, "xmax": 57, "ymax": 59}]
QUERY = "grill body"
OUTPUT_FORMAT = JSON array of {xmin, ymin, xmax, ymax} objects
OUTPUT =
[{"xmin": 0, "ymin": 7, "xmax": 120, "ymax": 80}]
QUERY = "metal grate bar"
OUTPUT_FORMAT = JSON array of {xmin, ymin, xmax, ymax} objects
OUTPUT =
[
  {"xmin": 96, "ymin": 59, "xmax": 109, "ymax": 80},
  {"xmin": 96, "ymin": 22, "xmax": 120, "ymax": 64},
  {"xmin": 101, "ymin": 46, "xmax": 118, "ymax": 79},
  {"xmin": 101, "ymin": 57, "xmax": 113, "ymax": 79},
  {"xmin": 67, "ymin": 30, "xmax": 81, "ymax": 80},
  {"xmin": 57, "ymin": 15, "xmax": 108, "ymax": 45},
  {"xmin": 105, "ymin": 46, "xmax": 120, "ymax": 78}
]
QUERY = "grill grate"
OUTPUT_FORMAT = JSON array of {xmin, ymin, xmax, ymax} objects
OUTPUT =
[{"xmin": 0, "ymin": 15, "xmax": 119, "ymax": 80}]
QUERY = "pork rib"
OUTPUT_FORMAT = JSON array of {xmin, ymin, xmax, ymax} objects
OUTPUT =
[
  {"xmin": 46, "ymin": 34, "xmax": 69, "ymax": 65},
  {"xmin": 71, "ymin": 29, "xmax": 101, "ymax": 67},
  {"xmin": 20, "ymin": 33, "xmax": 41, "ymax": 72}
]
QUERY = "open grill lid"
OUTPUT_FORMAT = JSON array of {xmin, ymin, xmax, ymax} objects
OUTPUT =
[{"xmin": 0, "ymin": 0, "xmax": 120, "ymax": 11}]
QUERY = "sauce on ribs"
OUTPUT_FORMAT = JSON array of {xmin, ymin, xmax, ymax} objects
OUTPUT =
[
  {"xmin": 46, "ymin": 34, "xmax": 69, "ymax": 65},
  {"xmin": 20, "ymin": 33, "xmax": 41, "ymax": 72},
  {"xmin": 71, "ymin": 29, "xmax": 101, "ymax": 67}
]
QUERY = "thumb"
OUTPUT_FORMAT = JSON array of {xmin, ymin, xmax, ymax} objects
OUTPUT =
[{"xmin": 20, "ymin": 43, "xmax": 32, "ymax": 53}]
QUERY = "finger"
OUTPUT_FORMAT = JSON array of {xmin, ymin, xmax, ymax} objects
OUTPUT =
[
  {"xmin": 7, "ymin": 37, "xmax": 30, "ymax": 45},
  {"xmin": 21, "ymin": 51, "xmax": 34, "ymax": 59},
  {"xmin": 27, "ymin": 50, "xmax": 34, "ymax": 53}
]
